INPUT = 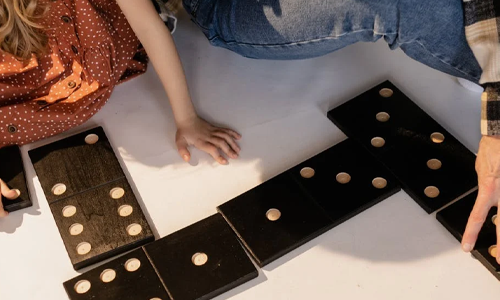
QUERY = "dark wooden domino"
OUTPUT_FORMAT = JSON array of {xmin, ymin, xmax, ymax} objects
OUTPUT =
[
  {"xmin": 218, "ymin": 139, "xmax": 400, "ymax": 267},
  {"xmin": 218, "ymin": 172, "xmax": 334, "ymax": 267},
  {"xmin": 64, "ymin": 248, "xmax": 171, "ymax": 300},
  {"xmin": 377, "ymin": 138, "xmax": 477, "ymax": 213},
  {"xmin": 29, "ymin": 127, "xmax": 154, "ymax": 270},
  {"xmin": 436, "ymin": 191, "xmax": 500, "ymax": 280},
  {"xmin": 144, "ymin": 213, "xmax": 258, "ymax": 300},
  {"xmin": 28, "ymin": 127, "xmax": 125, "ymax": 203},
  {"xmin": 49, "ymin": 178, "xmax": 154, "ymax": 270},
  {"xmin": 289, "ymin": 138, "xmax": 400, "ymax": 225},
  {"xmin": 328, "ymin": 81, "xmax": 477, "ymax": 213},
  {"xmin": 0, "ymin": 145, "xmax": 32, "ymax": 212}
]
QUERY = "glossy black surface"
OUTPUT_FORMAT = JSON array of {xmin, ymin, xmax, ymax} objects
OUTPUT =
[
  {"xmin": 289, "ymin": 139, "xmax": 400, "ymax": 224},
  {"xmin": 145, "ymin": 214, "xmax": 258, "ymax": 300},
  {"xmin": 218, "ymin": 172, "xmax": 334, "ymax": 267},
  {"xmin": 328, "ymin": 81, "xmax": 477, "ymax": 213}
]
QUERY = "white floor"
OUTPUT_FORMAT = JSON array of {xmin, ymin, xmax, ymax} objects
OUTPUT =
[{"xmin": 0, "ymin": 11, "xmax": 497, "ymax": 300}]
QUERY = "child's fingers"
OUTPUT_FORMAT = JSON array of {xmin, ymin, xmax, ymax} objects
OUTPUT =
[
  {"xmin": 220, "ymin": 128, "xmax": 241, "ymax": 140},
  {"xmin": 213, "ymin": 131, "xmax": 240, "ymax": 154},
  {"xmin": 176, "ymin": 136, "xmax": 191, "ymax": 162},
  {"xmin": 209, "ymin": 137, "xmax": 238, "ymax": 159},
  {"xmin": 0, "ymin": 179, "xmax": 19, "ymax": 200},
  {"xmin": 197, "ymin": 141, "xmax": 227, "ymax": 165}
]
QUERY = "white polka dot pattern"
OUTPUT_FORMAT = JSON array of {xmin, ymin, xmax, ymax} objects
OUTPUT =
[{"xmin": 0, "ymin": 0, "xmax": 148, "ymax": 146}]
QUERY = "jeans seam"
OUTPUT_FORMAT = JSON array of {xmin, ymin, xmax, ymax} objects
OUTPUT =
[
  {"xmin": 401, "ymin": 39, "xmax": 480, "ymax": 81},
  {"xmin": 187, "ymin": 0, "xmax": 211, "ymax": 31},
  {"xmin": 190, "ymin": 0, "xmax": 200, "ymax": 16},
  {"xmin": 210, "ymin": 29, "xmax": 397, "ymax": 48}
]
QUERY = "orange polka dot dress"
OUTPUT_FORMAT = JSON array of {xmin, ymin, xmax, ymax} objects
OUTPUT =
[{"xmin": 0, "ymin": 0, "xmax": 148, "ymax": 146}]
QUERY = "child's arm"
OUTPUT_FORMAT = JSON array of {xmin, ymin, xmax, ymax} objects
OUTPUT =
[{"xmin": 116, "ymin": 0, "xmax": 241, "ymax": 164}]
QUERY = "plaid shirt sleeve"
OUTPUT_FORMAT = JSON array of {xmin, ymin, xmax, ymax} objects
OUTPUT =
[{"xmin": 463, "ymin": 0, "xmax": 500, "ymax": 135}]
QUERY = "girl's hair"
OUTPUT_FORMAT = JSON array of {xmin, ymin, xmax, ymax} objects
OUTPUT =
[{"xmin": 0, "ymin": 0, "xmax": 47, "ymax": 61}]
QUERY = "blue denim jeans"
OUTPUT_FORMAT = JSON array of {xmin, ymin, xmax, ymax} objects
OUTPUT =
[{"xmin": 182, "ymin": 0, "xmax": 482, "ymax": 83}]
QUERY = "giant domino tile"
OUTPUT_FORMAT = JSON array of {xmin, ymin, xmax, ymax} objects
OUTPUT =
[
  {"xmin": 0, "ymin": 146, "xmax": 32, "ymax": 212},
  {"xmin": 64, "ymin": 214, "xmax": 258, "ymax": 300},
  {"xmin": 218, "ymin": 138, "xmax": 401, "ymax": 267},
  {"xmin": 63, "ymin": 136, "xmax": 402, "ymax": 299},
  {"xmin": 26, "ymin": 81, "xmax": 494, "ymax": 300},
  {"xmin": 28, "ymin": 127, "xmax": 155, "ymax": 270},
  {"xmin": 328, "ymin": 81, "xmax": 477, "ymax": 213}
]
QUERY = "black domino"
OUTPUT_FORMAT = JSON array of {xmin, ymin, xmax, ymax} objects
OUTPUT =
[
  {"xmin": 218, "ymin": 139, "xmax": 399, "ymax": 267},
  {"xmin": 289, "ymin": 138, "xmax": 400, "ymax": 224},
  {"xmin": 217, "ymin": 171, "xmax": 333, "ymax": 267},
  {"xmin": 0, "ymin": 145, "xmax": 32, "ymax": 212},
  {"xmin": 65, "ymin": 214, "xmax": 258, "ymax": 300},
  {"xmin": 328, "ymin": 81, "xmax": 477, "ymax": 213},
  {"xmin": 49, "ymin": 178, "xmax": 154, "ymax": 270},
  {"xmin": 144, "ymin": 214, "xmax": 258, "ymax": 300},
  {"xmin": 63, "ymin": 248, "xmax": 170, "ymax": 300},
  {"xmin": 29, "ymin": 127, "xmax": 154, "ymax": 270},
  {"xmin": 436, "ymin": 191, "xmax": 500, "ymax": 280},
  {"xmin": 29, "ymin": 127, "xmax": 125, "ymax": 203},
  {"xmin": 62, "ymin": 137, "xmax": 401, "ymax": 296}
]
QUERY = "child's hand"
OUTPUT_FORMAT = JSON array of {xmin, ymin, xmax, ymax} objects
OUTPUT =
[
  {"xmin": 116, "ymin": 0, "xmax": 240, "ymax": 165},
  {"xmin": 175, "ymin": 116, "xmax": 242, "ymax": 164},
  {"xmin": 0, "ymin": 179, "xmax": 20, "ymax": 217}
]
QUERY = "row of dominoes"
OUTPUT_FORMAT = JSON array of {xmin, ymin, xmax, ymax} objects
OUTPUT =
[
  {"xmin": 63, "ymin": 136, "xmax": 402, "ymax": 300},
  {"xmin": 330, "ymin": 81, "xmax": 499, "ymax": 280},
  {"xmin": 63, "ymin": 81, "xmax": 488, "ymax": 299},
  {"xmin": 3, "ymin": 81, "xmax": 494, "ymax": 300}
]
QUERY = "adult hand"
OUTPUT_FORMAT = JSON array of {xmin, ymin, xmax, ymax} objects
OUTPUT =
[
  {"xmin": 0, "ymin": 179, "xmax": 20, "ymax": 217},
  {"xmin": 175, "ymin": 116, "xmax": 241, "ymax": 165},
  {"xmin": 462, "ymin": 135, "xmax": 500, "ymax": 263}
]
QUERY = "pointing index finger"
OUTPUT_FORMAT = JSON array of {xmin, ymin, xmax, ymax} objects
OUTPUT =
[{"xmin": 462, "ymin": 190, "xmax": 492, "ymax": 252}]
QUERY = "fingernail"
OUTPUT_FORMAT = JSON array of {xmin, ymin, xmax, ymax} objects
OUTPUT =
[
  {"xmin": 497, "ymin": 257, "xmax": 500, "ymax": 264},
  {"xmin": 221, "ymin": 159, "xmax": 228, "ymax": 164},
  {"xmin": 14, "ymin": 189, "xmax": 21, "ymax": 197},
  {"xmin": 183, "ymin": 155, "xmax": 189, "ymax": 161},
  {"xmin": 462, "ymin": 243, "xmax": 473, "ymax": 252}
]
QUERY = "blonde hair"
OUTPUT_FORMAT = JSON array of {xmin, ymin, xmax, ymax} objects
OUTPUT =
[{"xmin": 0, "ymin": 0, "xmax": 47, "ymax": 61}]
